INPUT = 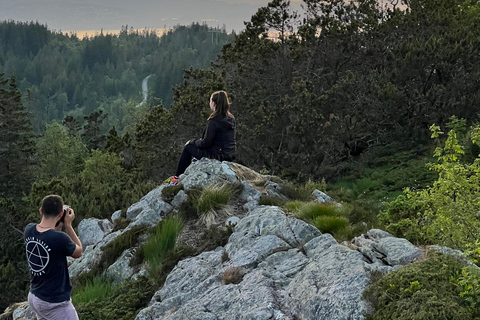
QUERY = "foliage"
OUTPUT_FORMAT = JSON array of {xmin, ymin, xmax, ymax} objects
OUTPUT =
[
  {"xmin": 454, "ymin": 266, "xmax": 480, "ymax": 318},
  {"xmin": 139, "ymin": 217, "xmax": 183, "ymax": 269},
  {"xmin": 0, "ymin": 74, "xmax": 35, "ymax": 310},
  {"xmin": 381, "ymin": 122, "xmax": 480, "ymax": 255},
  {"xmin": 30, "ymin": 149, "xmax": 155, "ymax": 221},
  {"xmin": 0, "ymin": 22, "xmax": 233, "ymax": 131},
  {"xmin": 35, "ymin": 121, "xmax": 88, "ymax": 180},
  {"xmin": 365, "ymin": 252, "xmax": 478, "ymax": 320}
]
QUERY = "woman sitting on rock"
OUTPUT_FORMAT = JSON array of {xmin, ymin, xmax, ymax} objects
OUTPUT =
[{"xmin": 169, "ymin": 90, "xmax": 236, "ymax": 185}]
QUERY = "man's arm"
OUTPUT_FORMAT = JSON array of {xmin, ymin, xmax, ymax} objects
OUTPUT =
[{"xmin": 63, "ymin": 208, "xmax": 83, "ymax": 258}]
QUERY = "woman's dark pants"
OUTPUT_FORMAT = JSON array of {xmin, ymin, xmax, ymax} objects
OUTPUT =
[{"xmin": 175, "ymin": 144, "xmax": 210, "ymax": 177}]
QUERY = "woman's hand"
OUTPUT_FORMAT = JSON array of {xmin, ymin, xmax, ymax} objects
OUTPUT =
[{"xmin": 185, "ymin": 139, "xmax": 194, "ymax": 146}]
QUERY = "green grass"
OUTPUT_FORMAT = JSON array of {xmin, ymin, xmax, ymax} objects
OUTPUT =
[
  {"xmin": 195, "ymin": 183, "xmax": 232, "ymax": 213},
  {"xmin": 139, "ymin": 217, "xmax": 183, "ymax": 268},
  {"xmin": 313, "ymin": 215, "xmax": 350, "ymax": 234},
  {"xmin": 72, "ymin": 275, "xmax": 114, "ymax": 305}
]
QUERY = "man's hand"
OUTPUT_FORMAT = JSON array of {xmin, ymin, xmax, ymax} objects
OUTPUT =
[{"xmin": 64, "ymin": 207, "xmax": 75, "ymax": 226}]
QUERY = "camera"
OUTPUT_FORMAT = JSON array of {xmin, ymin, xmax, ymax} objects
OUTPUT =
[{"xmin": 55, "ymin": 205, "xmax": 69, "ymax": 227}]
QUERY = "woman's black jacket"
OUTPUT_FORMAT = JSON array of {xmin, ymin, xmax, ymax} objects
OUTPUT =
[{"xmin": 193, "ymin": 115, "xmax": 236, "ymax": 161}]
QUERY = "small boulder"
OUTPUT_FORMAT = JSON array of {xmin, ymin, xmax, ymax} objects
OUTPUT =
[{"xmin": 78, "ymin": 218, "xmax": 114, "ymax": 247}]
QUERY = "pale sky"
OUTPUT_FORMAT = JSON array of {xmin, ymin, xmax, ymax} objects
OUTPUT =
[{"xmin": 0, "ymin": 0, "xmax": 302, "ymax": 33}]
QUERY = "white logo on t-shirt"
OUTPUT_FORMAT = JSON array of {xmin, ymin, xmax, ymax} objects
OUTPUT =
[{"xmin": 25, "ymin": 237, "xmax": 51, "ymax": 276}]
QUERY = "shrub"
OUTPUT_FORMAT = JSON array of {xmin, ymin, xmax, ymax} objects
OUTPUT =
[
  {"xmin": 140, "ymin": 217, "xmax": 183, "ymax": 268},
  {"xmin": 381, "ymin": 121, "xmax": 480, "ymax": 256},
  {"xmin": 364, "ymin": 252, "xmax": 476, "ymax": 320},
  {"xmin": 72, "ymin": 275, "xmax": 113, "ymax": 305}
]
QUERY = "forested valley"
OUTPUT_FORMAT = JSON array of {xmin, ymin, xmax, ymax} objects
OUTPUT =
[{"xmin": 2, "ymin": 0, "xmax": 480, "ymax": 315}]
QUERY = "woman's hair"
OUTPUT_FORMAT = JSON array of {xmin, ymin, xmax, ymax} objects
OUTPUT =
[{"xmin": 209, "ymin": 90, "xmax": 232, "ymax": 119}]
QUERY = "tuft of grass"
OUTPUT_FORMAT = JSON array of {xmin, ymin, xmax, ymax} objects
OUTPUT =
[
  {"xmin": 72, "ymin": 275, "xmax": 114, "ymax": 305},
  {"xmin": 191, "ymin": 183, "xmax": 233, "ymax": 226},
  {"xmin": 140, "ymin": 217, "xmax": 183, "ymax": 268},
  {"xmin": 195, "ymin": 183, "xmax": 232, "ymax": 213},
  {"xmin": 294, "ymin": 202, "xmax": 338, "ymax": 221},
  {"xmin": 313, "ymin": 216, "xmax": 350, "ymax": 234}
]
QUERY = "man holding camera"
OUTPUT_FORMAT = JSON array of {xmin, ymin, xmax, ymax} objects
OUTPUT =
[{"xmin": 24, "ymin": 195, "xmax": 83, "ymax": 320}]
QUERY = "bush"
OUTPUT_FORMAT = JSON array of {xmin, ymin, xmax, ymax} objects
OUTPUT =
[
  {"xmin": 161, "ymin": 184, "xmax": 184, "ymax": 202},
  {"xmin": 381, "ymin": 121, "xmax": 480, "ymax": 257},
  {"xmin": 364, "ymin": 252, "xmax": 477, "ymax": 320}
]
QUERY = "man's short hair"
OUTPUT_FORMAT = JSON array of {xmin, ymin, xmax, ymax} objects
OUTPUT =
[{"xmin": 41, "ymin": 195, "xmax": 64, "ymax": 217}]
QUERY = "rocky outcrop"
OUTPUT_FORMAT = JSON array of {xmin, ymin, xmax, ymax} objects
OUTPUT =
[
  {"xmin": 78, "ymin": 218, "xmax": 114, "ymax": 247},
  {"xmin": 135, "ymin": 203, "xmax": 426, "ymax": 320},
  {"xmin": 7, "ymin": 158, "xmax": 474, "ymax": 320}
]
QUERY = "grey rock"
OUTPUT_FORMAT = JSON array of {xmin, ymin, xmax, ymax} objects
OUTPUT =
[
  {"xmin": 430, "ymin": 245, "xmax": 479, "ymax": 268},
  {"xmin": 286, "ymin": 244, "xmax": 370, "ymax": 320},
  {"xmin": 111, "ymin": 210, "xmax": 122, "ymax": 222},
  {"xmin": 243, "ymin": 199, "xmax": 259, "ymax": 212},
  {"xmin": 78, "ymin": 218, "xmax": 114, "ymax": 247},
  {"xmin": 258, "ymin": 248, "xmax": 309, "ymax": 286},
  {"xmin": 225, "ymin": 216, "xmax": 240, "ymax": 227},
  {"xmin": 69, "ymin": 230, "xmax": 121, "ymax": 278},
  {"xmin": 125, "ymin": 208, "xmax": 163, "ymax": 231},
  {"xmin": 312, "ymin": 189, "xmax": 334, "ymax": 203},
  {"xmin": 180, "ymin": 158, "xmax": 238, "ymax": 191},
  {"xmin": 367, "ymin": 229, "xmax": 394, "ymax": 240},
  {"xmin": 12, "ymin": 302, "xmax": 35, "ymax": 320},
  {"xmin": 239, "ymin": 180, "xmax": 261, "ymax": 202},
  {"xmin": 225, "ymin": 206, "xmax": 321, "ymax": 267},
  {"xmin": 265, "ymin": 181, "xmax": 288, "ymax": 200},
  {"xmin": 375, "ymin": 236, "xmax": 424, "ymax": 266},
  {"xmin": 105, "ymin": 248, "xmax": 137, "ymax": 284},
  {"xmin": 303, "ymin": 233, "xmax": 338, "ymax": 258},
  {"xmin": 171, "ymin": 190, "xmax": 188, "ymax": 208},
  {"xmin": 127, "ymin": 185, "xmax": 170, "ymax": 220},
  {"xmin": 131, "ymin": 268, "xmax": 149, "ymax": 281}
]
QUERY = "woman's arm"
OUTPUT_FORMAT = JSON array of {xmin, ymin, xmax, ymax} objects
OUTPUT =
[{"xmin": 195, "ymin": 120, "xmax": 217, "ymax": 149}]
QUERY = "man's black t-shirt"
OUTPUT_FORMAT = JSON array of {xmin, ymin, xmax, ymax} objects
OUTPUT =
[{"xmin": 24, "ymin": 223, "xmax": 76, "ymax": 303}]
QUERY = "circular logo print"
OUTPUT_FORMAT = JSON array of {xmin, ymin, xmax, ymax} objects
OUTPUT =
[{"xmin": 26, "ymin": 240, "xmax": 50, "ymax": 273}]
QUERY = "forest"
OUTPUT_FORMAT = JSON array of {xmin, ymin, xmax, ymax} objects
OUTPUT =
[{"xmin": 1, "ymin": 0, "xmax": 480, "ymax": 317}]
